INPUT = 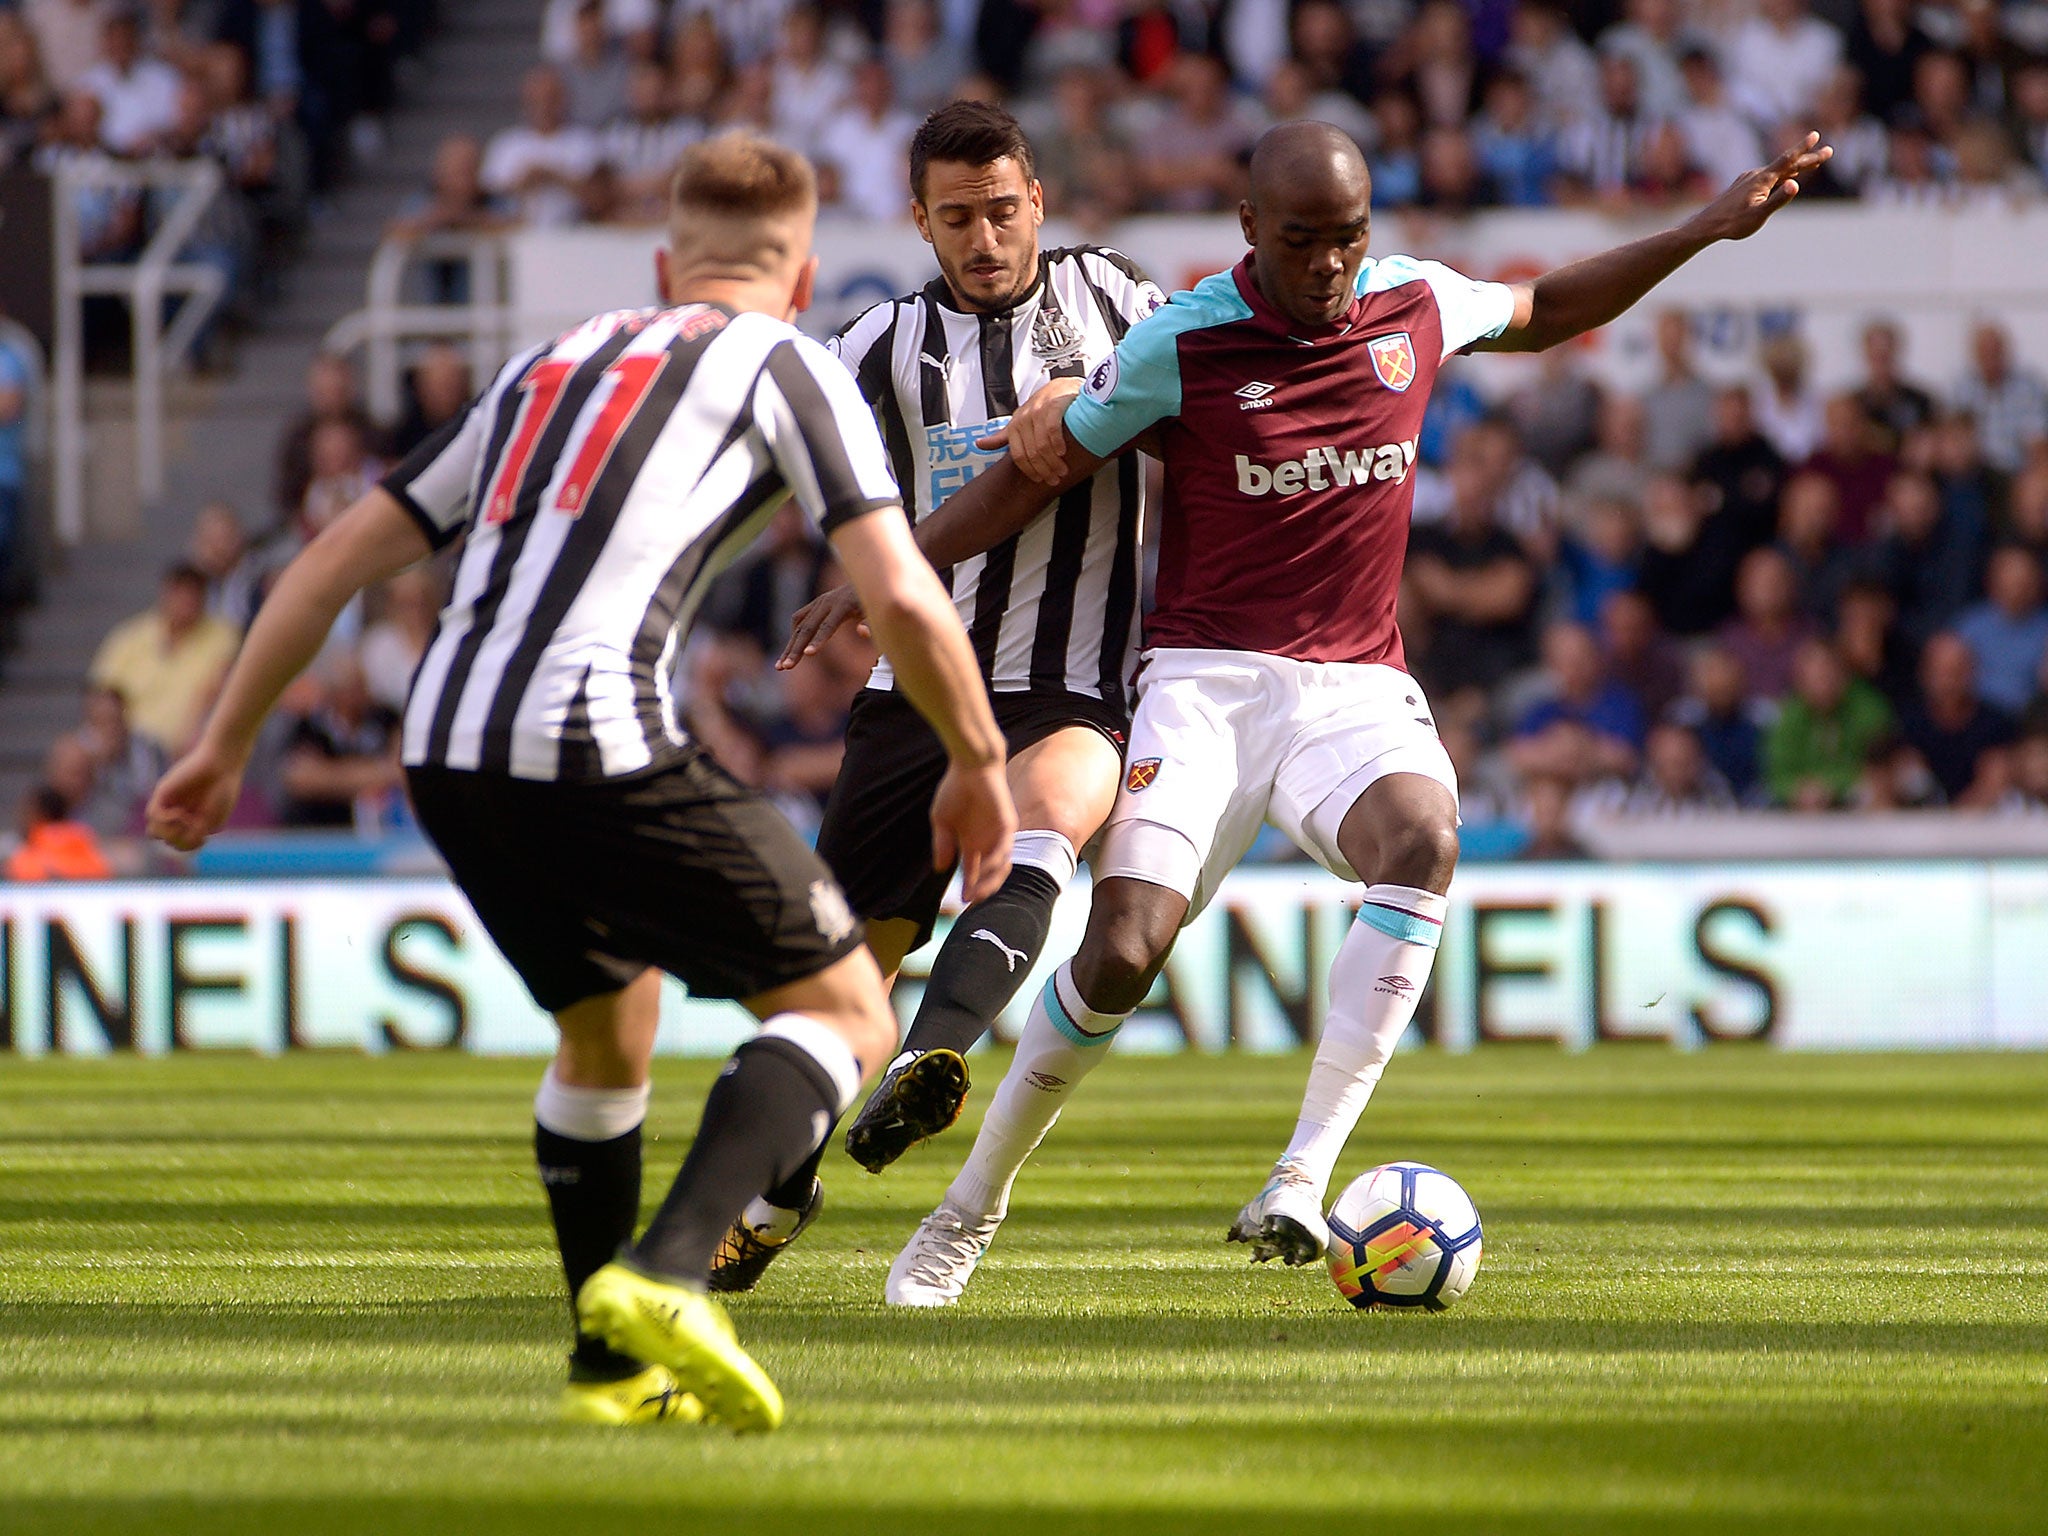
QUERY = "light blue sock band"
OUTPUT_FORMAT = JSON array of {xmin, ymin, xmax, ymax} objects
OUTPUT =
[
  {"xmin": 1356, "ymin": 899, "xmax": 1444, "ymax": 950},
  {"xmin": 1042, "ymin": 974, "xmax": 1122, "ymax": 1048}
]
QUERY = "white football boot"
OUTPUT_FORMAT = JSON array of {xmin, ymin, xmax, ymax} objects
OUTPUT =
[
  {"xmin": 1227, "ymin": 1159, "xmax": 1331, "ymax": 1266},
  {"xmin": 884, "ymin": 1199, "xmax": 1004, "ymax": 1307}
]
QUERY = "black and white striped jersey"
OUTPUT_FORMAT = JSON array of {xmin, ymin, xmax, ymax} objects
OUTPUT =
[
  {"xmin": 382, "ymin": 302, "xmax": 899, "ymax": 782},
  {"xmin": 829, "ymin": 246, "xmax": 1164, "ymax": 708}
]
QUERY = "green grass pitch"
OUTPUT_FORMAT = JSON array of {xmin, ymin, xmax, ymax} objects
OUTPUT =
[{"xmin": 3, "ymin": 1047, "xmax": 2045, "ymax": 1535}]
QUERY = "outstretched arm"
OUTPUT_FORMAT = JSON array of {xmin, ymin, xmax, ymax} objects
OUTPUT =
[{"xmin": 1478, "ymin": 133, "xmax": 1833, "ymax": 355}]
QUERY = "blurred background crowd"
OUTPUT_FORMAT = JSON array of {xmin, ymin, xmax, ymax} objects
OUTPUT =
[{"xmin": 17, "ymin": 300, "xmax": 2048, "ymax": 878}]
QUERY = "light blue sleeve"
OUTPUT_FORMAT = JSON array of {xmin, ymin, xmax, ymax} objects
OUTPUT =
[
  {"xmin": 1359, "ymin": 255, "xmax": 1516, "ymax": 359},
  {"xmin": 1063, "ymin": 270, "xmax": 1252, "ymax": 458}
]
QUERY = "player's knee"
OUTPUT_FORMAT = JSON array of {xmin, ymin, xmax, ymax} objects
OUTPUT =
[
  {"xmin": 1379, "ymin": 816, "xmax": 1459, "ymax": 891},
  {"xmin": 1074, "ymin": 908, "xmax": 1175, "ymax": 1012}
]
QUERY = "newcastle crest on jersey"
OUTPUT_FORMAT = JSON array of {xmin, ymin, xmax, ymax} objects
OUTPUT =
[
  {"xmin": 1030, "ymin": 295, "xmax": 1088, "ymax": 368},
  {"xmin": 1368, "ymin": 331, "xmax": 1416, "ymax": 392}
]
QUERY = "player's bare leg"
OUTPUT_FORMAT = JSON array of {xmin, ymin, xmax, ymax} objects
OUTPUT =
[
  {"xmin": 846, "ymin": 725, "xmax": 1121, "ymax": 1173},
  {"xmin": 1233, "ymin": 772, "xmax": 1459, "ymax": 1266},
  {"xmin": 889, "ymin": 874, "xmax": 1184, "ymax": 1304},
  {"xmin": 578, "ymin": 949, "xmax": 897, "ymax": 1429}
]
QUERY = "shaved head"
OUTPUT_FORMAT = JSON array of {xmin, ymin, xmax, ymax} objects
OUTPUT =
[
  {"xmin": 1248, "ymin": 121, "xmax": 1371, "ymax": 210},
  {"xmin": 1240, "ymin": 122, "xmax": 1375, "ymax": 329}
]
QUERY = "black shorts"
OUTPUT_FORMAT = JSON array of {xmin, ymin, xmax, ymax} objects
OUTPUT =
[
  {"xmin": 814, "ymin": 687, "xmax": 1127, "ymax": 950},
  {"xmin": 407, "ymin": 753, "xmax": 864, "ymax": 1014}
]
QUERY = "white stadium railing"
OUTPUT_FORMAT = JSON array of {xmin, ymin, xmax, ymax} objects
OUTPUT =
[{"xmin": 320, "ymin": 232, "xmax": 517, "ymax": 425}]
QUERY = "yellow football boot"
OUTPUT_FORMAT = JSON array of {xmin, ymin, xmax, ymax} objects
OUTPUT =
[
  {"xmin": 558, "ymin": 1363, "xmax": 705, "ymax": 1426},
  {"xmin": 576, "ymin": 1262, "xmax": 784, "ymax": 1432}
]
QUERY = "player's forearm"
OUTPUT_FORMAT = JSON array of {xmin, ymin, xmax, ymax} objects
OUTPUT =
[
  {"xmin": 915, "ymin": 456, "xmax": 1068, "ymax": 571},
  {"xmin": 864, "ymin": 576, "xmax": 1005, "ymax": 770},
  {"xmin": 196, "ymin": 490, "xmax": 428, "ymax": 766},
  {"xmin": 1501, "ymin": 223, "xmax": 1714, "ymax": 353}
]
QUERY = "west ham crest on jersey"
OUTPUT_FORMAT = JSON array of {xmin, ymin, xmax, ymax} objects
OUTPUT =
[
  {"xmin": 1368, "ymin": 331, "xmax": 1417, "ymax": 393},
  {"xmin": 1030, "ymin": 297, "xmax": 1088, "ymax": 368},
  {"xmin": 1125, "ymin": 757, "xmax": 1161, "ymax": 792}
]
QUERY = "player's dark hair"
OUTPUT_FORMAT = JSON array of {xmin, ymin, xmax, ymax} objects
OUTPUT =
[
  {"xmin": 909, "ymin": 101, "xmax": 1035, "ymax": 201},
  {"xmin": 161, "ymin": 560, "xmax": 208, "ymax": 591}
]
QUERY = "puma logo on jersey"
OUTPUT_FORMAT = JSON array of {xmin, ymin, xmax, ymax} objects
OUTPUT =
[
  {"xmin": 1234, "ymin": 439, "xmax": 1418, "ymax": 497},
  {"xmin": 971, "ymin": 928, "xmax": 1028, "ymax": 972}
]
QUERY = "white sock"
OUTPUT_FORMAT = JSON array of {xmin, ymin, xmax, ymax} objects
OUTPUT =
[
  {"xmin": 533, "ymin": 1068, "xmax": 649, "ymax": 1141},
  {"xmin": 1281, "ymin": 883, "xmax": 1447, "ymax": 1197},
  {"xmin": 945, "ymin": 962, "xmax": 1128, "ymax": 1221}
]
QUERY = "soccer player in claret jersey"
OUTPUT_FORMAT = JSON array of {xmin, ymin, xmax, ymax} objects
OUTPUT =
[
  {"xmin": 705, "ymin": 104, "xmax": 1163, "ymax": 1293},
  {"xmin": 145, "ymin": 133, "xmax": 1016, "ymax": 1421},
  {"xmin": 815, "ymin": 120, "xmax": 1831, "ymax": 1305}
]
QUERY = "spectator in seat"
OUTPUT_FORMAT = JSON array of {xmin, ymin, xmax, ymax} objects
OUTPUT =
[
  {"xmin": 482, "ymin": 65, "xmax": 601, "ymax": 227},
  {"xmin": 1854, "ymin": 318, "xmax": 1935, "ymax": 448},
  {"xmin": 1416, "ymin": 124, "xmax": 1497, "ymax": 212},
  {"xmin": 388, "ymin": 131, "xmax": 509, "ymax": 242},
  {"xmin": 1718, "ymin": 545, "xmax": 1814, "ymax": 705},
  {"xmin": 1834, "ymin": 576, "xmax": 1915, "ymax": 706},
  {"xmin": 1675, "ymin": 44, "xmax": 1761, "ymax": 189},
  {"xmin": 78, "ymin": 7, "xmax": 179, "ymax": 155},
  {"xmin": 1554, "ymin": 496, "xmax": 1640, "ymax": 628},
  {"xmin": 1504, "ymin": 347, "xmax": 1599, "ymax": 480},
  {"xmin": 1846, "ymin": 0, "xmax": 1935, "ymax": 125},
  {"xmin": 1669, "ymin": 644, "xmax": 1769, "ymax": 801},
  {"xmin": 1553, "ymin": 50, "xmax": 1658, "ymax": 207},
  {"xmin": 389, "ymin": 342, "xmax": 471, "ymax": 460},
  {"xmin": 1597, "ymin": 0, "xmax": 1692, "ymax": 122},
  {"xmin": 1953, "ymin": 545, "xmax": 2048, "ymax": 717},
  {"xmin": 1471, "ymin": 67, "xmax": 1557, "ymax": 209},
  {"xmin": 1996, "ymin": 719, "xmax": 2048, "ymax": 812},
  {"xmin": 2004, "ymin": 460, "xmax": 2048, "ymax": 565},
  {"xmin": 275, "ymin": 352, "xmax": 377, "ymax": 522},
  {"xmin": 358, "ymin": 564, "xmax": 442, "ymax": 712},
  {"xmin": 277, "ymin": 656, "xmax": 402, "ymax": 829},
  {"xmin": 0, "ymin": 16, "xmax": 58, "ymax": 166},
  {"xmin": 5, "ymin": 784, "xmax": 111, "ymax": 880},
  {"xmin": 1601, "ymin": 588, "xmax": 1686, "ymax": 721},
  {"xmin": 665, "ymin": 11, "xmax": 730, "ymax": 122},
  {"xmin": 66, "ymin": 683, "xmax": 164, "ymax": 837},
  {"xmin": 1752, "ymin": 333, "xmax": 1825, "ymax": 465},
  {"xmin": 1953, "ymin": 322, "xmax": 2048, "ymax": 476},
  {"xmin": 560, "ymin": 0, "xmax": 632, "ymax": 130},
  {"xmin": 1870, "ymin": 466, "xmax": 1981, "ymax": 648},
  {"xmin": 2014, "ymin": 59, "xmax": 2048, "ymax": 186},
  {"xmin": 1641, "ymin": 309, "xmax": 1713, "ymax": 473},
  {"xmin": 186, "ymin": 500, "xmax": 262, "ymax": 630},
  {"xmin": 1616, "ymin": 721, "xmax": 1737, "ymax": 814},
  {"xmin": 1566, "ymin": 391, "xmax": 1651, "ymax": 512},
  {"xmin": 0, "ymin": 325, "xmax": 28, "ymax": 593},
  {"xmin": 1802, "ymin": 392, "xmax": 1895, "ymax": 544},
  {"xmin": 1899, "ymin": 630, "xmax": 2016, "ymax": 806},
  {"xmin": 1135, "ymin": 51, "xmax": 1261, "ymax": 213},
  {"xmin": 1366, "ymin": 88, "xmax": 1423, "ymax": 208},
  {"xmin": 883, "ymin": 0, "xmax": 968, "ymax": 119},
  {"xmin": 1028, "ymin": 64, "xmax": 1137, "ymax": 225},
  {"xmin": 34, "ymin": 91, "xmax": 145, "ymax": 261},
  {"xmin": 1515, "ymin": 772, "xmax": 1592, "ymax": 861},
  {"xmin": 1926, "ymin": 409, "xmax": 1998, "ymax": 568},
  {"xmin": 1405, "ymin": 427, "xmax": 1540, "ymax": 703},
  {"xmin": 819, "ymin": 56, "xmax": 917, "ymax": 223},
  {"xmin": 596, "ymin": 61, "xmax": 699, "ymax": 224},
  {"xmin": 1689, "ymin": 383, "xmax": 1787, "ymax": 557},
  {"xmin": 766, "ymin": 3, "xmax": 848, "ymax": 160},
  {"xmin": 1724, "ymin": 0, "xmax": 1842, "ymax": 133},
  {"xmin": 1774, "ymin": 469, "xmax": 1857, "ymax": 622},
  {"xmin": 88, "ymin": 563, "xmax": 239, "ymax": 755},
  {"xmin": 1637, "ymin": 471, "xmax": 1732, "ymax": 635},
  {"xmin": 1507, "ymin": 620, "xmax": 1647, "ymax": 787},
  {"xmin": 1763, "ymin": 637, "xmax": 1894, "ymax": 809},
  {"xmin": 1506, "ymin": 0, "xmax": 1598, "ymax": 133}
]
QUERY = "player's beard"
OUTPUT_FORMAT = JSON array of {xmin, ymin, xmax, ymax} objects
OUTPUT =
[{"xmin": 942, "ymin": 242, "xmax": 1039, "ymax": 314}]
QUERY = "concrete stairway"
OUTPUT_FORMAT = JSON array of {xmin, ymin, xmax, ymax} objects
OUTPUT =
[{"xmin": 0, "ymin": 0, "xmax": 538, "ymax": 813}]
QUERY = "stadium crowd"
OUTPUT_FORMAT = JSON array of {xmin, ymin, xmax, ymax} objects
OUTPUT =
[
  {"xmin": 398, "ymin": 0, "xmax": 2048, "ymax": 230},
  {"xmin": 10, "ymin": 301, "xmax": 2048, "ymax": 879}
]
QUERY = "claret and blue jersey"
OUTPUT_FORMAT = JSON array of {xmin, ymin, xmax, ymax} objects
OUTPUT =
[{"xmin": 1064, "ymin": 251, "xmax": 1515, "ymax": 670}]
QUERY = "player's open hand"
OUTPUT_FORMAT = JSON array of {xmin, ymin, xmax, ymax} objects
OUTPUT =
[
  {"xmin": 778, "ymin": 583, "xmax": 866, "ymax": 670},
  {"xmin": 146, "ymin": 745, "xmax": 244, "ymax": 852},
  {"xmin": 1689, "ymin": 132, "xmax": 1832, "ymax": 243},
  {"xmin": 978, "ymin": 376, "xmax": 1080, "ymax": 487},
  {"xmin": 930, "ymin": 758, "xmax": 1016, "ymax": 904}
]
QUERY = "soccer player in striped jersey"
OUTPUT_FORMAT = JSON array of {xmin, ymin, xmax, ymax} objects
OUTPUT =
[
  {"xmin": 145, "ymin": 133, "xmax": 1016, "ymax": 1426},
  {"xmin": 843, "ymin": 122, "xmax": 1831, "ymax": 1305},
  {"xmin": 705, "ymin": 103, "xmax": 1164, "ymax": 1291}
]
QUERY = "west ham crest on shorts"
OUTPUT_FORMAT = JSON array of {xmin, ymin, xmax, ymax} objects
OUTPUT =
[
  {"xmin": 1126, "ymin": 757, "xmax": 1162, "ymax": 792},
  {"xmin": 1368, "ymin": 331, "xmax": 1416, "ymax": 392}
]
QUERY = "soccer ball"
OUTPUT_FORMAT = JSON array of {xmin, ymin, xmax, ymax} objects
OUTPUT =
[{"xmin": 1326, "ymin": 1162, "xmax": 1483, "ymax": 1312}]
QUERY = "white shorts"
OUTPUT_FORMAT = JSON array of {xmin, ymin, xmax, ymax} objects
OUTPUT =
[{"xmin": 1098, "ymin": 648, "xmax": 1458, "ymax": 921}]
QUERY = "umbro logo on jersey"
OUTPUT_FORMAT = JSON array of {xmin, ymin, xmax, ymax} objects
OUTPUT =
[
  {"xmin": 1235, "ymin": 381, "xmax": 1277, "ymax": 410},
  {"xmin": 1234, "ymin": 439, "xmax": 1418, "ymax": 497},
  {"xmin": 1374, "ymin": 975, "xmax": 1416, "ymax": 997}
]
